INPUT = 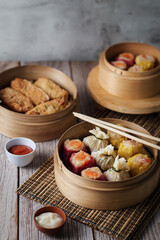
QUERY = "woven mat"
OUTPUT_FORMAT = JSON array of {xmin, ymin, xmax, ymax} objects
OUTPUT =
[{"xmin": 16, "ymin": 110, "xmax": 160, "ymax": 240}]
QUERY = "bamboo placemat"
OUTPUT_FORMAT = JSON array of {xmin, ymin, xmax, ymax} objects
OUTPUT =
[{"xmin": 17, "ymin": 110, "xmax": 160, "ymax": 240}]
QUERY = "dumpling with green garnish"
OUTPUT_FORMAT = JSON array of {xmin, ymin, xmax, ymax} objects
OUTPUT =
[
  {"xmin": 83, "ymin": 127, "xmax": 109, "ymax": 152},
  {"xmin": 104, "ymin": 155, "xmax": 131, "ymax": 181},
  {"xmin": 91, "ymin": 145, "xmax": 116, "ymax": 171}
]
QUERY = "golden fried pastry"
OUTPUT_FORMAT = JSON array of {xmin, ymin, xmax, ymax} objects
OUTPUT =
[
  {"xmin": 11, "ymin": 78, "xmax": 50, "ymax": 105},
  {"xmin": 25, "ymin": 96, "xmax": 67, "ymax": 115},
  {"xmin": 0, "ymin": 87, "xmax": 34, "ymax": 113},
  {"xmin": 34, "ymin": 77, "xmax": 68, "ymax": 102}
]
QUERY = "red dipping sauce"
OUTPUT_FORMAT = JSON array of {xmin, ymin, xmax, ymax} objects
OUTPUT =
[{"xmin": 9, "ymin": 145, "xmax": 33, "ymax": 155}]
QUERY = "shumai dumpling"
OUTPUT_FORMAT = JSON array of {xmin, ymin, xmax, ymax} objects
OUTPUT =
[
  {"xmin": 135, "ymin": 54, "xmax": 155, "ymax": 71},
  {"xmin": 128, "ymin": 154, "xmax": 152, "ymax": 177},
  {"xmin": 81, "ymin": 167, "xmax": 106, "ymax": 181},
  {"xmin": 83, "ymin": 127, "xmax": 109, "ymax": 152},
  {"xmin": 107, "ymin": 127, "xmax": 126, "ymax": 149},
  {"xmin": 104, "ymin": 155, "xmax": 131, "ymax": 181},
  {"xmin": 62, "ymin": 139, "xmax": 87, "ymax": 165},
  {"xmin": 118, "ymin": 140, "xmax": 142, "ymax": 160},
  {"xmin": 91, "ymin": 144, "xmax": 116, "ymax": 171},
  {"xmin": 69, "ymin": 150, "xmax": 95, "ymax": 175}
]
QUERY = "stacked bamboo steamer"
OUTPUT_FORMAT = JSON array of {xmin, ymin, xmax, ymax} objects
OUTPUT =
[
  {"xmin": 0, "ymin": 65, "xmax": 78, "ymax": 142},
  {"xmin": 87, "ymin": 42, "xmax": 160, "ymax": 113},
  {"xmin": 54, "ymin": 119, "xmax": 159, "ymax": 210}
]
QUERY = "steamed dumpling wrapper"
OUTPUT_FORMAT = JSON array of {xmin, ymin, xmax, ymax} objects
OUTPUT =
[
  {"xmin": 128, "ymin": 154, "xmax": 152, "ymax": 177},
  {"xmin": 105, "ymin": 167, "xmax": 130, "ymax": 181},
  {"xmin": 89, "ymin": 127, "xmax": 109, "ymax": 140},
  {"xmin": 91, "ymin": 144, "xmax": 116, "ymax": 170},
  {"xmin": 104, "ymin": 155, "xmax": 131, "ymax": 181},
  {"xmin": 83, "ymin": 127, "xmax": 109, "ymax": 152},
  {"xmin": 107, "ymin": 125, "xmax": 126, "ymax": 149},
  {"xmin": 118, "ymin": 140, "xmax": 142, "ymax": 159},
  {"xmin": 113, "ymin": 155, "xmax": 130, "ymax": 171}
]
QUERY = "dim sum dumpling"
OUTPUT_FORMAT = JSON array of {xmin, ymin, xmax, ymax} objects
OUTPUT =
[
  {"xmin": 128, "ymin": 154, "xmax": 152, "ymax": 177},
  {"xmin": 83, "ymin": 127, "xmax": 109, "ymax": 152},
  {"xmin": 81, "ymin": 167, "xmax": 106, "ymax": 181},
  {"xmin": 104, "ymin": 155, "xmax": 131, "ymax": 181},
  {"xmin": 107, "ymin": 126, "xmax": 126, "ymax": 149},
  {"xmin": 118, "ymin": 140, "xmax": 142, "ymax": 159},
  {"xmin": 89, "ymin": 127, "xmax": 109, "ymax": 139},
  {"xmin": 91, "ymin": 144, "xmax": 116, "ymax": 170},
  {"xmin": 135, "ymin": 54, "xmax": 155, "ymax": 71}
]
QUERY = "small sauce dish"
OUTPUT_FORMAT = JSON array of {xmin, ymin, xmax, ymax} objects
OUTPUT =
[
  {"xmin": 34, "ymin": 206, "xmax": 66, "ymax": 235},
  {"xmin": 5, "ymin": 137, "xmax": 36, "ymax": 167}
]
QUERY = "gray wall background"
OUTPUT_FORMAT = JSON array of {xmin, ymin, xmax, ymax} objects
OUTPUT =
[{"xmin": 0, "ymin": 0, "xmax": 160, "ymax": 61}]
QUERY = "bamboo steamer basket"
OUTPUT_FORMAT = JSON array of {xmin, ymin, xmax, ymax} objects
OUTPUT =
[
  {"xmin": 0, "ymin": 65, "xmax": 78, "ymax": 142},
  {"xmin": 54, "ymin": 118, "xmax": 160, "ymax": 210},
  {"xmin": 98, "ymin": 42, "xmax": 160, "ymax": 99}
]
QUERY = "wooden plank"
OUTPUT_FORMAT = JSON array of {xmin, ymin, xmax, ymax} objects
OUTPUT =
[
  {"xmin": 0, "ymin": 62, "xmax": 19, "ymax": 240},
  {"xmin": 141, "ymin": 209, "xmax": 160, "ymax": 240},
  {"xmin": 0, "ymin": 135, "xmax": 18, "ymax": 240},
  {"xmin": 94, "ymin": 231, "xmax": 114, "ymax": 240},
  {"xmin": 20, "ymin": 60, "xmax": 71, "ymax": 76},
  {"xmin": 0, "ymin": 61, "xmax": 20, "ymax": 72},
  {"xmin": 71, "ymin": 61, "xmax": 160, "ymax": 240},
  {"xmin": 19, "ymin": 139, "xmax": 58, "ymax": 240},
  {"xmin": 71, "ymin": 61, "xmax": 114, "ymax": 240},
  {"xmin": 18, "ymin": 61, "xmax": 94, "ymax": 240},
  {"xmin": 71, "ymin": 61, "xmax": 97, "ymax": 115},
  {"xmin": 1, "ymin": 60, "xmax": 159, "ymax": 240}
]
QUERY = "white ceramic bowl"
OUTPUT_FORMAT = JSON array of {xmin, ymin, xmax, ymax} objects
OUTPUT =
[{"xmin": 5, "ymin": 137, "xmax": 36, "ymax": 167}]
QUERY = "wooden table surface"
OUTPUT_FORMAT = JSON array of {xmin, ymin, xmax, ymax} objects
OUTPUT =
[{"xmin": 0, "ymin": 61, "xmax": 160, "ymax": 240}]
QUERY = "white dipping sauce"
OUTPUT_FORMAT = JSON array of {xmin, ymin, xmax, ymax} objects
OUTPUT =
[{"xmin": 35, "ymin": 212, "xmax": 63, "ymax": 229}]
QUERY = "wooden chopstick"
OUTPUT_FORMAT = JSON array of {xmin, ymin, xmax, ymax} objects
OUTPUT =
[
  {"xmin": 74, "ymin": 112, "xmax": 160, "ymax": 142},
  {"xmin": 73, "ymin": 112, "xmax": 160, "ymax": 151}
]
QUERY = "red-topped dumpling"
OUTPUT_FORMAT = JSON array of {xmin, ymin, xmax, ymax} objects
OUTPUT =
[
  {"xmin": 81, "ymin": 167, "xmax": 106, "ymax": 181},
  {"xmin": 110, "ymin": 60, "xmax": 127, "ymax": 70},
  {"xmin": 116, "ymin": 52, "xmax": 135, "ymax": 67},
  {"xmin": 62, "ymin": 139, "xmax": 86, "ymax": 165},
  {"xmin": 69, "ymin": 150, "xmax": 95, "ymax": 175}
]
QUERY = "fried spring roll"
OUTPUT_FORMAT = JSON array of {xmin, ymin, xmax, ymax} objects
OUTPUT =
[
  {"xmin": 0, "ymin": 87, "xmax": 34, "ymax": 113},
  {"xmin": 34, "ymin": 77, "xmax": 68, "ymax": 101},
  {"xmin": 25, "ymin": 96, "xmax": 66, "ymax": 115},
  {"xmin": 11, "ymin": 78, "xmax": 50, "ymax": 105}
]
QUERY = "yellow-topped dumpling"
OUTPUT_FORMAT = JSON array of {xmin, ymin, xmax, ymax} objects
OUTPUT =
[
  {"xmin": 128, "ymin": 154, "xmax": 152, "ymax": 176},
  {"xmin": 128, "ymin": 64, "xmax": 144, "ymax": 72},
  {"xmin": 107, "ymin": 128, "xmax": 126, "ymax": 149},
  {"xmin": 135, "ymin": 54, "xmax": 155, "ymax": 71},
  {"xmin": 118, "ymin": 140, "xmax": 142, "ymax": 160}
]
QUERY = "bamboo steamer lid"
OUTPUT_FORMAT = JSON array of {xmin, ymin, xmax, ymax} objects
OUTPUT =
[
  {"xmin": 98, "ymin": 42, "xmax": 160, "ymax": 99},
  {"xmin": 54, "ymin": 119, "xmax": 159, "ymax": 210},
  {"xmin": 0, "ymin": 65, "xmax": 78, "ymax": 142}
]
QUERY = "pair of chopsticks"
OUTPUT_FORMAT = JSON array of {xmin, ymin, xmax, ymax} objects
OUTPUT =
[{"xmin": 73, "ymin": 112, "xmax": 160, "ymax": 151}]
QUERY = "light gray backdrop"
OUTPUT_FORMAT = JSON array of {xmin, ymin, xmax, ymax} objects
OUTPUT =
[{"xmin": 0, "ymin": 0, "xmax": 160, "ymax": 61}]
